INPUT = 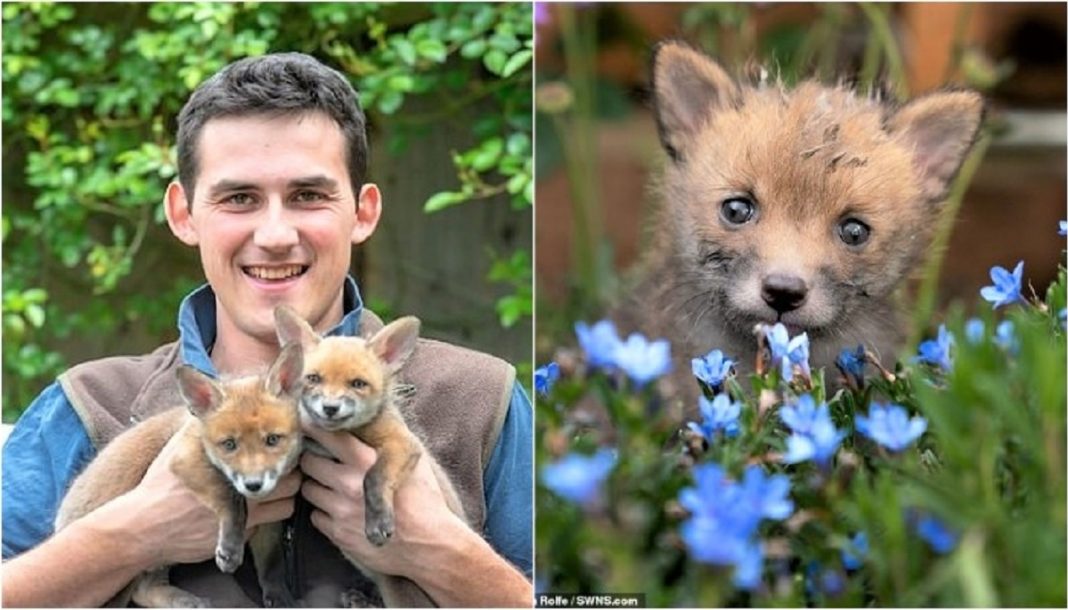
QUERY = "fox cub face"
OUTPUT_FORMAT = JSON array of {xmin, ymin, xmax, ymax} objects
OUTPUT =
[
  {"xmin": 651, "ymin": 42, "xmax": 983, "ymax": 345},
  {"xmin": 176, "ymin": 343, "xmax": 304, "ymax": 499},
  {"xmin": 274, "ymin": 306, "xmax": 420, "ymax": 431}
]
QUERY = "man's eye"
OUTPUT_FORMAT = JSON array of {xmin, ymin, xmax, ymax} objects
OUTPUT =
[
  {"xmin": 225, "ymin": 193, "xmax": 255, "ymax": 206},
  {"xmin": 293, "ymin": 190, "xmax": 325, "ymax": 203}
]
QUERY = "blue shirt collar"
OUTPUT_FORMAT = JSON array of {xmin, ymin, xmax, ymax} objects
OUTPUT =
[{"xmin": 177, "ymin": 276, "xmax": 364, "ymax": 375}]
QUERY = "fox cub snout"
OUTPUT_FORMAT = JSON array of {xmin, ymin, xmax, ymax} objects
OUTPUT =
[
  {"xmin": 274, "ymin": 306, "xmax": 469, "ymax": 607},
  {"xmin": 54, "ymin": 344, "xmax": 304, "ymax": 608},
  {"xmin": 620, "ymin": 41, "xmax": 984, "ymax": 398}
]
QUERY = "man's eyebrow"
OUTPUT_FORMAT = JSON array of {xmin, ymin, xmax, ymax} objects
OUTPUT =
[
  {"xmin": 289, "ymin": 176, "xmax": 340, "ymax": 190},
  {"xmin": 206, "ymin": 180, "xmax": 258, "ymax": 198}
]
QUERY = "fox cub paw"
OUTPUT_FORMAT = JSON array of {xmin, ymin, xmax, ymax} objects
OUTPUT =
[
  {"xmin": 365, "ymin": 509, "xmax": 395, "ymax": 546},
  {"xmin": 215, "ymin": 543, "xmax": 244, "ymax": 573}
]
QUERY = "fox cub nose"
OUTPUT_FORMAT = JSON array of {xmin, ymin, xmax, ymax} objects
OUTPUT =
[
  {"xmin": 761, "ymin": 274, "xmax": 808, "ymax": 313},
  {"xmin": 244, "ymin": 480, "xmax": 263, "ymax": 493},
  {"xmin": 322, "ymin": 404, "xmax": 340, "ymax": 418}
]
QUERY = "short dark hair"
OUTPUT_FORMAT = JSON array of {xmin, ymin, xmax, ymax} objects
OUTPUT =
[{"xmin": 176, "ymin": 52, "xmax": 368, "ymax": 202}]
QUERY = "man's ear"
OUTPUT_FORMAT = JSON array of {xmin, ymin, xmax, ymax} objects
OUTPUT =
[
  {"xmin": 165, "ymin": 181, "xmax": 199, "ymax": 246},
  {"xmin": 351, "ymin": 183, "xmax": 382, "ymax": 245}
]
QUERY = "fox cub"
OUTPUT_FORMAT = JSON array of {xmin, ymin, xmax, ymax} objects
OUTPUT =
[
  {"xmin": 274, "ymin": 305, "xmax": 468, "ymax": 608},
  {"xmin": 54, "ymin": 344, "xmax": 304, "ymax": 608},
  {"xmin": 617, "ymin": 41, "xmax": 984, "ymax": 402}
]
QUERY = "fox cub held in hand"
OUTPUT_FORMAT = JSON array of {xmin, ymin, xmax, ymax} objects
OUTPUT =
[
  {"xmin": 617, "ymin": 41, "xmax": 984, "ymax": 403},
  {"xmin": 54, "ymin": 344, "xmax": 304, "ymax": 608},
  {"xmin": 274, "ymin": 306, "xmax": 469, "ymax": 608}
]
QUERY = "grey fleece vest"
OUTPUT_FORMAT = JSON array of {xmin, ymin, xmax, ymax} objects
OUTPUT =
[{"xmin": 58, "ymin": 310, "xmax": 516, "ymax": 607}]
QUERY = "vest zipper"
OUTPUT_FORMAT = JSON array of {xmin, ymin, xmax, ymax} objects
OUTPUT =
[{"xmin": 282, "ymin": 518, "xmax": 297, "ymax": 598}]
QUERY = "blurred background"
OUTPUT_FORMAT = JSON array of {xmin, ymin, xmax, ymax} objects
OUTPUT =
[
  {"xmin": 535, "ymin": 2, "xmax": 1066, "ymax": 349},
  {"xmin": 2, "ymin": 2, "xmax": 533, "ymax": 422}
]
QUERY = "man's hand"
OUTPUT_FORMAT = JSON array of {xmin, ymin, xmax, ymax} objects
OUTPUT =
[
  {"xmin": 299, "ymin": 424, "xmax": 461, "ymax": 579},
  {"xmin": 299, "ymin": 424, "xmax": 531, "ymax": 607},
  {"xmin": 128, "ymin": 429, "xmax": 301, "ymax": 569}
]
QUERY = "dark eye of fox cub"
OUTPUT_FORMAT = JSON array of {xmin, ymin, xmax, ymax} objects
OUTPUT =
[
  {"xmin": 350, "ymin": 378, "xmax": 369, "ymax": 390},
  {"xmin": 721, "ymin": 197, "xmax": 756, "ymax": 226},
  {"xmin": 837, "ymin": 218, "xmax": 871, "ymax": 247},
  {"xmin": 305, "ymin": 372, "xmax": 321, "ymax": 384}
]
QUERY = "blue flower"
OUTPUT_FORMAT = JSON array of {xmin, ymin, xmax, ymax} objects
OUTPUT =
[
  {"xmin": 688, "ymin": 393, "xmax": 742, "ymax": 440},
  {"xmin": 916, "ymin": 324, "xmax": 954, "ymax": 370},
  {"xmin": 574, "ymin": 320, "xmax": 623, "ymax": 368},
  {"xmin": 980, "ymin": 261, "xmax": 1025, "ymax": 309},
  {"xmin": 765, "ymin": 323, "xmax": 811, "ymax": 381},
  {"xmin": 613, "ymin": 333, "xmax": 672, "ymax": 386},
  {"xmin": 534, "ymin": 362, "xmax": 560, "ymax": 395},
  {"xmin": 806, "ymin": 564, "xmax": 846, "ymax": 597},
  {"xmin": 541, "ymin": 448, "xmax": 616, "ymax": 504},
  {"xmin": 856, "ymin": 403, "xmax": 927, "ymax": 452},
  {"xmin": 836, "ymin": 344, "xmax": 866, "ymax": 384},
  {"xmin": 779, "ymin": 394, "xmax": 824, "ymax": 435},
  {"xmin": 841, "ymin": 532, "xmax": 868, "ymax": 570},
  {"xmin": 691, "ymin": 349, "xmax": 735, "ymax": 390},
  {"xmin": 737, "ymin": 465, "xmax": 795, "ymax": 522},
  {"xmin": 1060, "ymin": 220, "xmax": 1066, "ymax": 236},
  {"xmin": 1060, "ymin": 308, "xmax": 1067, "ymax": 330},
  {"xmin": 781, "ymin": 395, "xmax": 845, "ymax": 466},
  {"xmin": 964, "ymin": 318, "xmax": 985, "ymax": 344},
  {"xmin": 915, "ymin": 514, "xmax": 958, "ymax": 554},
  {"xmin": 994, "ymin": 320, "xmax": 1017, "ymax": 353},
  {"xmin": 679, "ymin": 463, "xmax": 792, "ymax": 590}
]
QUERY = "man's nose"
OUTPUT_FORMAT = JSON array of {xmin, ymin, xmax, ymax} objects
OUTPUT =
[{"xmin": 253, "ymin": 203, "xmax": 299, "ymax": 250}]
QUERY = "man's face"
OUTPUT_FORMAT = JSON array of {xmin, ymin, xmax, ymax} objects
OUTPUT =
[{"xmin": 168, "ymin": 112, "xmax": 376, "ymax": 345}]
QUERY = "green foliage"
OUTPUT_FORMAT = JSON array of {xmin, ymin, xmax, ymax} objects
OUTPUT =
[
  {"xmin": 2, "ymin": 2, "xmax": 532, "ymax": 422},
  {"xmin": 536, "ymin": 268, "xmax": 1067, "ymax": 605}
]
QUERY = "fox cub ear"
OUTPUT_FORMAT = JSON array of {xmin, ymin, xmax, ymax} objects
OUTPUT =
[
  {"xmin": 652, "ymin": 41, "xmax": 739, "ymax": 162},
  {"xmin": 274, "ymin": 305, "xmax": 322, "ymax": 350},
  {"xmin": 368, "ymin": 316, "xmax": 420, "ymax": 374},
  {"xmin": 266, "ymin": 342, "xmax": 304, "ymax": 398},
  {"xmin": 888, "ymin": 90, "xmax": 984, "ymax": 202},
  {"xmin": 176, "ymin": 365, "xmax": 223, "ymax": 418}
]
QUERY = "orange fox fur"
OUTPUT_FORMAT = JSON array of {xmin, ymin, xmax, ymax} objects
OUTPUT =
[
  {"xmin": 54, "ymin": 344, "xmax": 304, "ymax": 608},
  {"xmin": 616, "ymin": 41, "xmax": 984, "ymax": 407},
  {"xmin": 274, "ymin": 305, "xmax": 467, "ymax": 608}
]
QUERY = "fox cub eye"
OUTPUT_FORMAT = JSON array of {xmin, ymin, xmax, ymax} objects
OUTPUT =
[
  {"xmin": 305, "ymin": 372, "xmax": 322, "ymax": 384},
  {"xmin": 265, "ymin": 433, "xmax": 282, "ymax": 447},
  {"xmin": 350, "ymin": 378, "xmax": 369, "ymax": 390},
  {"xmin": 220, "ymin": 438, "xmax": 238, "ymax": 452},
  {"xmin": 721, "ymin": 197, "xmax": 756, "ymax": 226},
  {"xmin": 838, "ymin": 218, "xmax": 871, "ymax": 247}
]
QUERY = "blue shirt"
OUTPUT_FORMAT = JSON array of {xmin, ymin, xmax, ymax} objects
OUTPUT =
[{"xmin": 2, "ymin": 279, "xmax": 533, "ymax": 577}]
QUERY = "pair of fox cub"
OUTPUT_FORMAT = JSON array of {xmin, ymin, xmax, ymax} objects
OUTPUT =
[{"xmin": 54, "ymin": 307, "xmax": 456, "ymax": 608}]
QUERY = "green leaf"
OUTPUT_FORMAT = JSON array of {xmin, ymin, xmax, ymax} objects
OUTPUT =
[
  {"xmin": 423, "ymin": 191, "xmax": 468, "ymax": 213},
  {"xmin": 24, "ymin": 304, "xmax": 45, "ymax": 328},
  {"xmin": 483, "ymin": 49, "xmax": 507, "ymax": 75},
  {"xmin": 377, "ymin": 90, "xmax": 403, "ymax": 115},
  {"xmin": 470, "ymin": 138, "xmax": 504, "ymax": 172},
  {"xmin": 393, "ymin": 38, "xmax": 417, "ymax": 66},
  {"xmin": 460, "ymin": 38, "xmax": 486, "ymax": 59},
  {"xmin": 501, "ymin": 49, "xmax": 532, "ymax": 78},
  {"xmin": 415, "ymin": 39, "xmax": 447, "ymax": 63}
]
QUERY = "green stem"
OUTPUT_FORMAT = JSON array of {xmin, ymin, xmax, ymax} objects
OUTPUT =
[
  {"xmin": 859, "ymin": 3, "xmax": 908, "ymax": 98},
  {"xmin": 908, "ymin": 133, "xmax": 992, "ymax": 348},
  {"xmin": 559, "ymin": 4, "xmax": 603, "ymax": 308}
]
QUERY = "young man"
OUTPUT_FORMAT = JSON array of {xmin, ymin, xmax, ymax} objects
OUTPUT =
[{"xmin": 2, "ymin": 53, "xmax": 533, "ymax": 607}]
